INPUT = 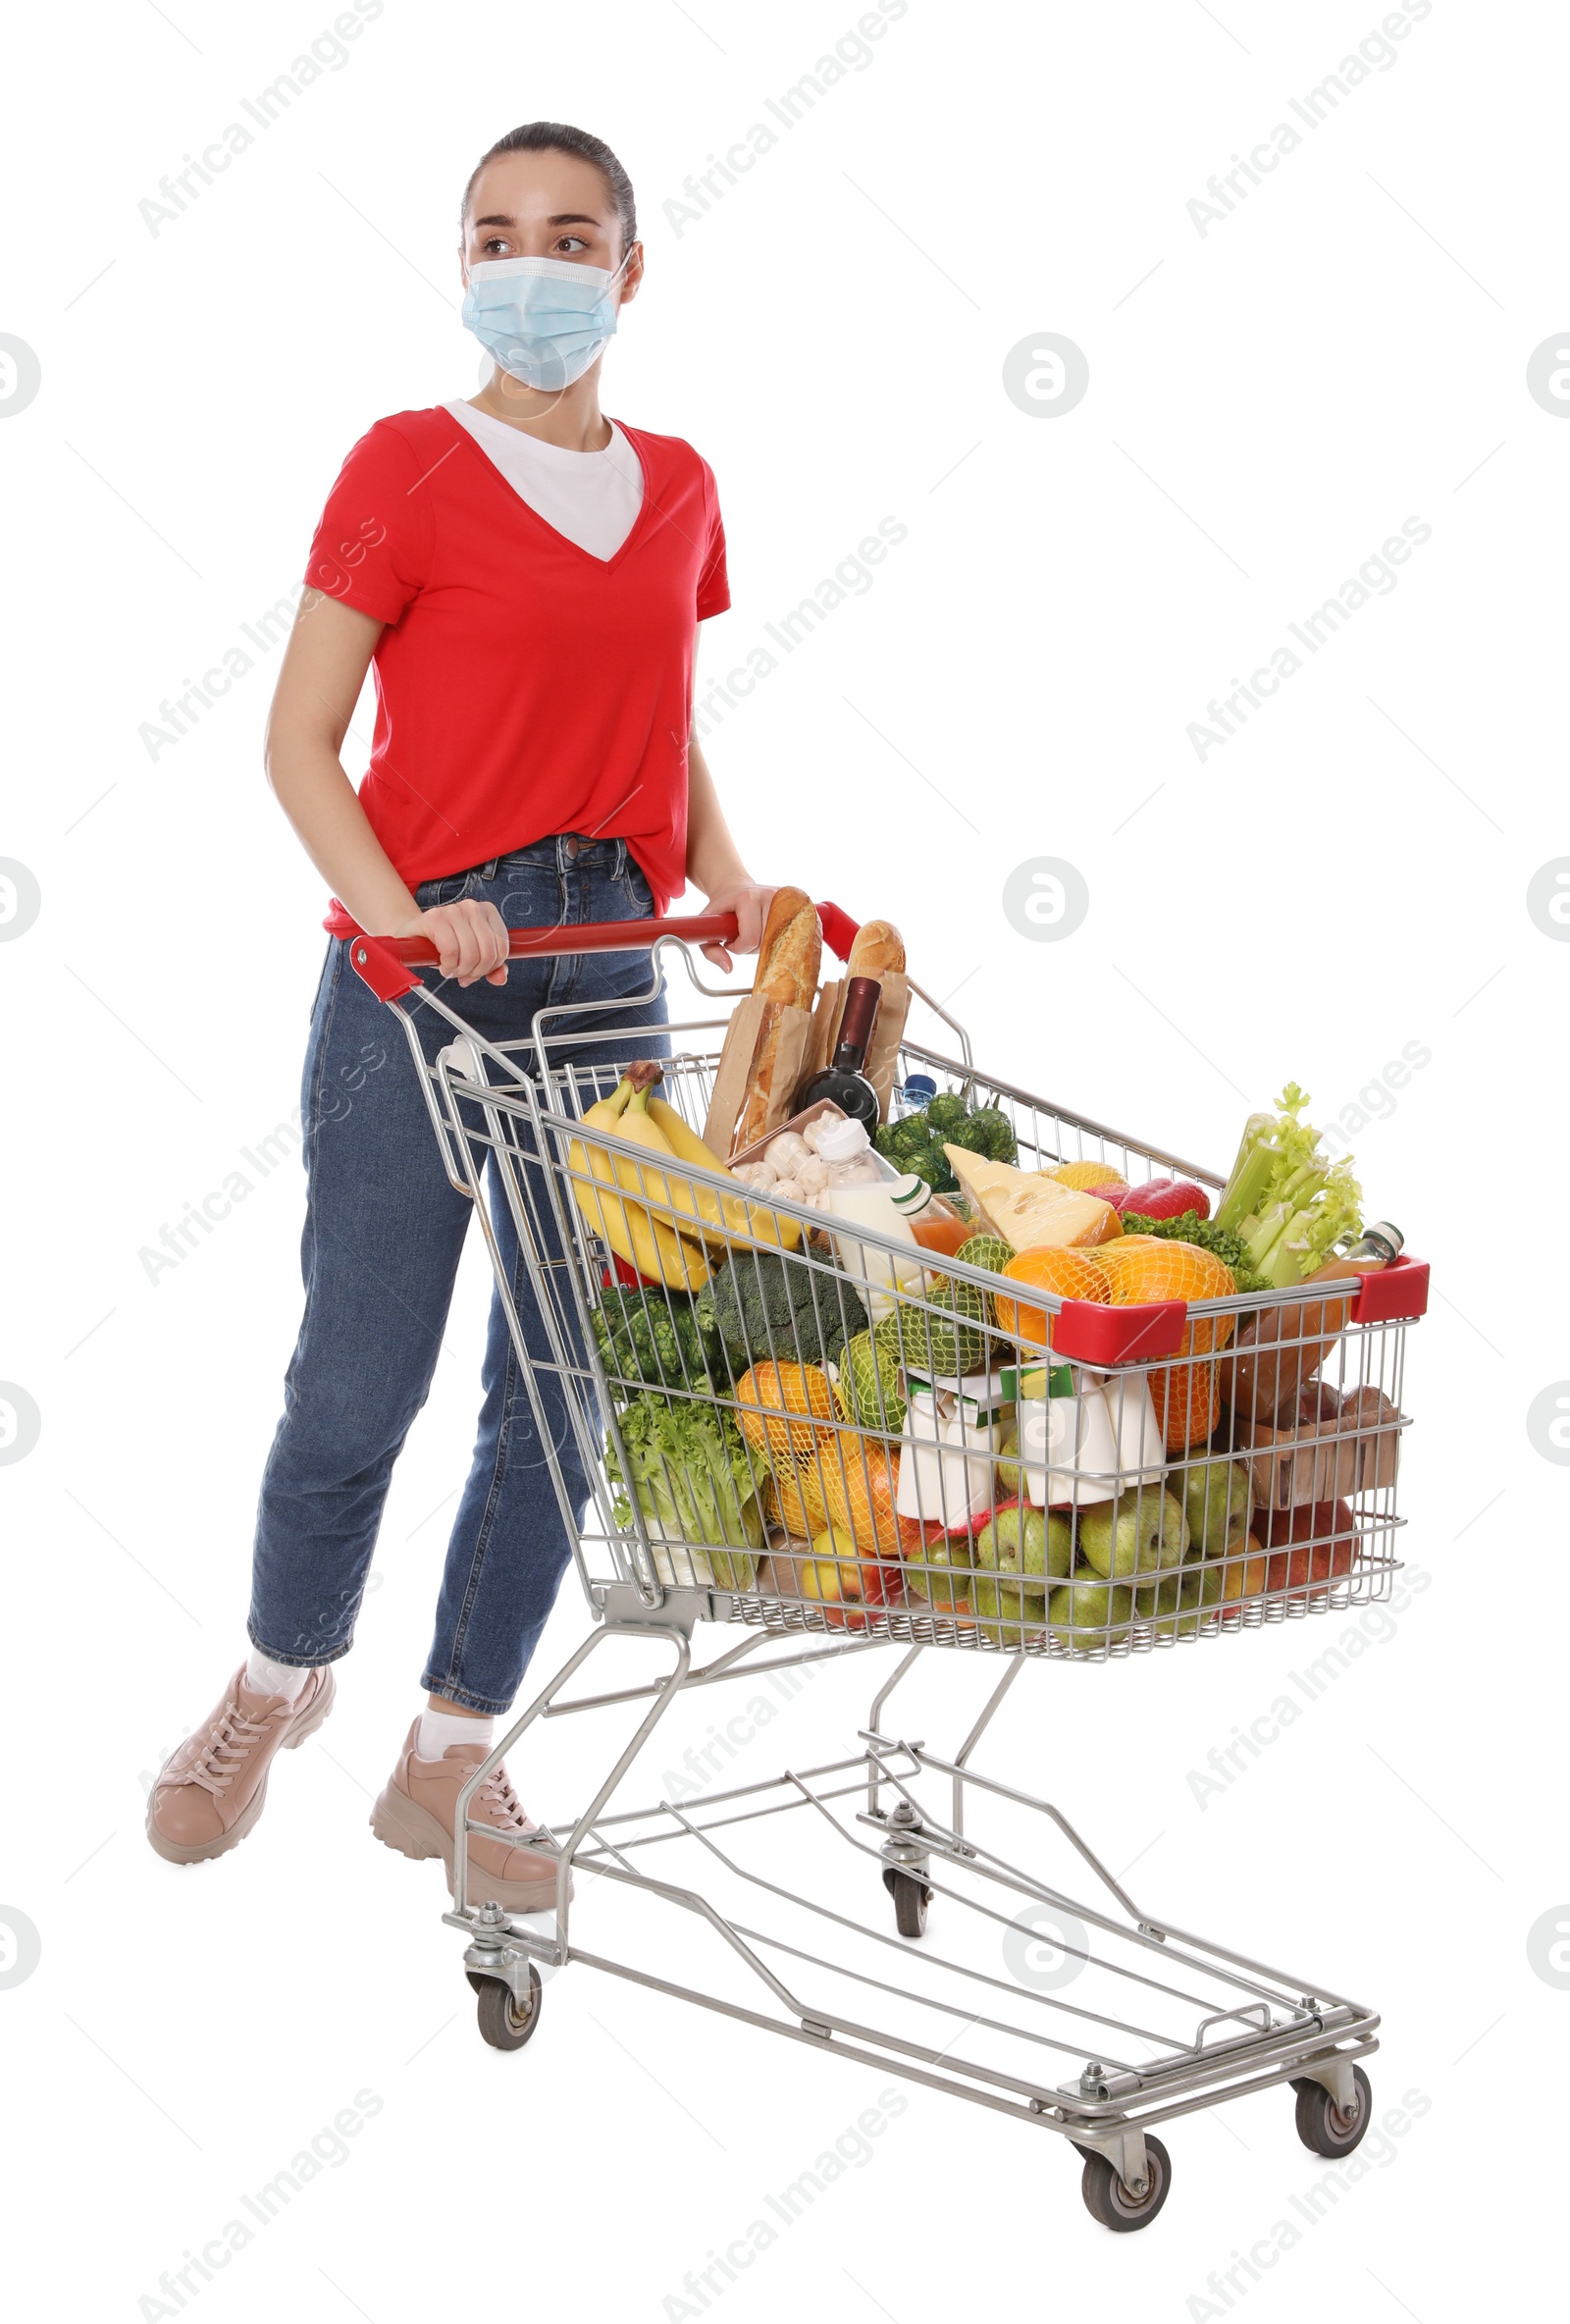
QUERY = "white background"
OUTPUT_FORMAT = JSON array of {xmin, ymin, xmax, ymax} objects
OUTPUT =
[{"xmin": 1, "ymin": 1, "xmax": 1563, "ymax": 2317}]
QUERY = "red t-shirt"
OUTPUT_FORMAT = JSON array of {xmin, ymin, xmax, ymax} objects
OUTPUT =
[{"xmin": 305, "ymin": 406, "xmax": 729, "ymax": 930}]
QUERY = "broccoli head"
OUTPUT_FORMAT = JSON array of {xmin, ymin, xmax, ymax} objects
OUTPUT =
[
  {"xmin": 593, "ymin": 1286, "xmax": 718, "ymax": 1394},
  {"xmin": 699, "ymin": 1248, "xmax": 867, "ymax": 1378}
]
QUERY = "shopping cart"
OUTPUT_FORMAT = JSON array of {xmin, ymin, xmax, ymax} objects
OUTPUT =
[{"xmin": 350, "ymin": 909, "xmax": 1428, "ymax": 2231}]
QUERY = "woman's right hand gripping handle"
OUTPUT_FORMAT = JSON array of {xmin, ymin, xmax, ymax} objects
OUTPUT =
[{"xmin": 392, "ymin": 899, "xmax": 511, "ymax": 987}]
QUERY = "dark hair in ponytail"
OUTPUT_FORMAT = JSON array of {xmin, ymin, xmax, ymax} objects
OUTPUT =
[{"xmin": 462, "ymin": 122, "xmax": 638, "ymax": 250}]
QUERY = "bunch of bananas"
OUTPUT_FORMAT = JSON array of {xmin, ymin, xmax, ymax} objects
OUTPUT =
[{"xmin": 567, "ymin": 1066, "xmax": 803, "ymax": 1290}]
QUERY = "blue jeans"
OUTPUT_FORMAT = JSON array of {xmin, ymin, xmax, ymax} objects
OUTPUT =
[{"xmin": 248, "ymin": 836, "xmax": 669, "ymax": 1712}]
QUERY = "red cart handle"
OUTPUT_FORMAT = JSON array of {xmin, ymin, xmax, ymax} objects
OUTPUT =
[{"xmin": 348, "ymin": 901, "xmax": 861, "ymax": 1002}]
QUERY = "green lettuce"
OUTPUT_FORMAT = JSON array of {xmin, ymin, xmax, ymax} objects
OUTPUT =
[{"xmin": 605, "ymin": 1393, "xmax": 766, "ymax": 1588}]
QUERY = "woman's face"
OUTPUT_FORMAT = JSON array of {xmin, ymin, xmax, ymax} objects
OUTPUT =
[{"xmin": 460, "ymin": 149, "xmax": 641, "ymax": 306}]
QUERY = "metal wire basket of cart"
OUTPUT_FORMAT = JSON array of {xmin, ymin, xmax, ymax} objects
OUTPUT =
[{"xmin": 349, "ymin": 909, "xmax": 1430, "ymax": 2232}]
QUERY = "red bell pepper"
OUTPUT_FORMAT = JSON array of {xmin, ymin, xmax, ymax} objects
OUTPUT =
[{"xmin": 1115, "ymin": 1177, "xmax": 1212, "ymax": 1222}]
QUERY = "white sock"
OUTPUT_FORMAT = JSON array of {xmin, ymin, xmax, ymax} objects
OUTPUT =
[
  {"xmin": 417, "ymin": 1707, "xmax": 495, "ymax": 1761},
  {"xmin": 244, "ymin": 1649, "xmax": 311, "ymax": 1703}
]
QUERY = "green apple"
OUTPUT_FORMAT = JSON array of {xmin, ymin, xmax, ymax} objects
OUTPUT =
[
  {"xmin": 974, "ymin": 1503, "xmax": 1072, "ymax": 1586},
  {"xmin": 994, "ymin": 1423, "xmax": 1022, "ymax": 1502},
  {"xmin": 1180, "ymin": 1458, "xmax": 1253, "ymax": 1558},
  {"xmin": 1047, "ymin": 1578, "xmax": 1133, "ymax": 1652},
  {"xmin": 1077, "ymin": 1490, "xmax": 1188, "ymax": 1581}
]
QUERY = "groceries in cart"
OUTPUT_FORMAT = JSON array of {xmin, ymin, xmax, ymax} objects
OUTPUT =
[
  {"xmin": 354, "ymin": 900, "xmax": 1400, "ymax": 2209},
  {"xmin": 567, "ymin": 912, "xmax": 1418, "ymax": 1656}
]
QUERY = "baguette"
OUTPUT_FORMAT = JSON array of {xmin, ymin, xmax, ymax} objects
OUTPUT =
[
  {"xmin": 847, "ymin": 918, "xmax": 905, "ymax": 979},
  {"xmin": 729, "ymin": 891, "xmax": 822, "ymax": 1152},
  {"xmin": 754, "ymin": 887, "xmax": 821, "ymax": 1010},
  {"xmin": 734, "ymin": 1002, "xmax": 792, "ymax": 1152}
]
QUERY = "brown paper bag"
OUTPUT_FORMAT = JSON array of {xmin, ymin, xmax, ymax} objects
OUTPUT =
[
  {"xmin": 806, "ymin": 974, "xmax": 913, "ymax": 1121},
  {"xmin": 702, "ymin": 994, "xmax": 816, "ymax": 1157},
  {"xmin": 864, "ymin": 972, "xmax": 911, "ymax": 1120},
  {"xmin": 1238, "ymin": 1387, "xmax": 1401, "ymax": 1510},
  {"xmin": 803, "ymin": 979, "xmax": 844, "ymax": 1087}
]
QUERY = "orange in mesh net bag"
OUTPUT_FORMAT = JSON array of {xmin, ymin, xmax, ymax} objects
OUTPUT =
[
  {"xmin": 735, "ymin": 1363, "xmax": 839, "ymax": 1467},
  {"xmin": 993, "ymin": 1247, "xmax": 1113, "ymax": 1351},
  {"xmin": 1150, "ymin": 1354, "xmax": 1220, "ymax": 1450},
  {"xmin": 817, "ymin": 1437, "xmax": 926, "ymax": 1559},
  {"xmin": 1100, "ymin": 1240, "xmax": 1237, "ymax": 1451},
  {"xmin": 1099, "ymin": 1240, "xmax": 1237, "ymax": 1350}
]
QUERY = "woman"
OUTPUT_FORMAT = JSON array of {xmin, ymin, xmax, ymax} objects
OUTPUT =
[{"xmin": 147, "ymin": 122, "xmax": 770, "ymax": 1908}]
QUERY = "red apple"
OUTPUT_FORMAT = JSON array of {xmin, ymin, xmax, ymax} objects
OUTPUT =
[{"xmin": 1258, "ymin": 1501, "xmax": 1358, "ymax": 1598}]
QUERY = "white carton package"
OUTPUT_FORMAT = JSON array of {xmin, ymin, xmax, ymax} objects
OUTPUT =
[
  {"xmin": 1017, "ymin": 1366, "xmax": 1166, "ymax": 1507},
  {"xmin": 1100, "ymin": 1370, "xmax": 1168, "ymax": 1486},
  {"xmin": 896, "ymin": 1385, "xmax": 1007, "ymax": 1529}
]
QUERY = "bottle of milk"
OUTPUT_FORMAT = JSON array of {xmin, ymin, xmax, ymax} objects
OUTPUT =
[{"xmin": 815, "ymin": 1116, "xmax": 926, "ymax": 1320}]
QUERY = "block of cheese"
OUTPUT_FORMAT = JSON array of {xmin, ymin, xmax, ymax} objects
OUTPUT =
[{"xmin": 942, "ymin": 1147, "xmax": 1121, "ymax": 1250}]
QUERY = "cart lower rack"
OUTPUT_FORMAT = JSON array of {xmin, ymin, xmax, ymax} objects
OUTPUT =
[{"xmin": 350, "ymin": 911, "xmax": 1423, "ymax": 2229}]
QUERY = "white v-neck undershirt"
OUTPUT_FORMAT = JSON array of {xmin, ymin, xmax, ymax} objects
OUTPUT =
[{"xmin": 444, "ymin": 400, "xmax": 644, "ymax": 561}]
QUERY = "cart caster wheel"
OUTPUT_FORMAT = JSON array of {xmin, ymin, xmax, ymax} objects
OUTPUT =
[
  {"xmin": 1080, "ymin": 2136, "xmax": 1172, "ymax": 2232},
  {"xmin": 474, "ymin": 1965, "xmax": 543, "ymax": 2052},
  {"xmin": 882, "ymin": 1865, "xmax": 931, "ymax": 1939},
  {"xmin": 1291, "ymin": 2066, "xmax": 1371, "ymax": 2158}
]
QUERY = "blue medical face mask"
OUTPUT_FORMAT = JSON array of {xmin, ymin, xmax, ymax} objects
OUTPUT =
[{"xmin": 461, "ymin": 250, "xmax": 632, "ymax": 392}]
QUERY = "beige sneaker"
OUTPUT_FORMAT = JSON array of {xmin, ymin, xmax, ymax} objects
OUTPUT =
[
  {"xmin": 146, "ymin": 1664, "xmax": 335, "ymax": 1864},
  {"xmin": 370, "ymin": 1721, "xmax": 568, "ymax": 1911}
]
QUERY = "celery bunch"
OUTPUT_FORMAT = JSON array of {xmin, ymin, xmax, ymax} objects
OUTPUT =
[{"xmin": 1213, "ymin": 1083, "xmax": 1362, "ymax": 1289}]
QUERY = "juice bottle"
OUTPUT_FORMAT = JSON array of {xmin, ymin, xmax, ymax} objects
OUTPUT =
[{"xmin": 898, "ymin": 1180, "xmax": 971, "ymax": 1256}]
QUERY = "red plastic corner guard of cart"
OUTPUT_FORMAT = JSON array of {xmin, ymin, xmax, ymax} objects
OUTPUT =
[
  {"xmin": 346, "ymin": 903, "xmax": 1429, "ymax": 1349},
  {"xmin": 1054, "ymin": 1257, "xmax": 1430, "ymax": 1367}
]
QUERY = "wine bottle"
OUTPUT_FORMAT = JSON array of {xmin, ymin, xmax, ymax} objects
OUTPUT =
[{"xmin": 796, "ymin": 975, "xmax": 881, "ymax": 1135}]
